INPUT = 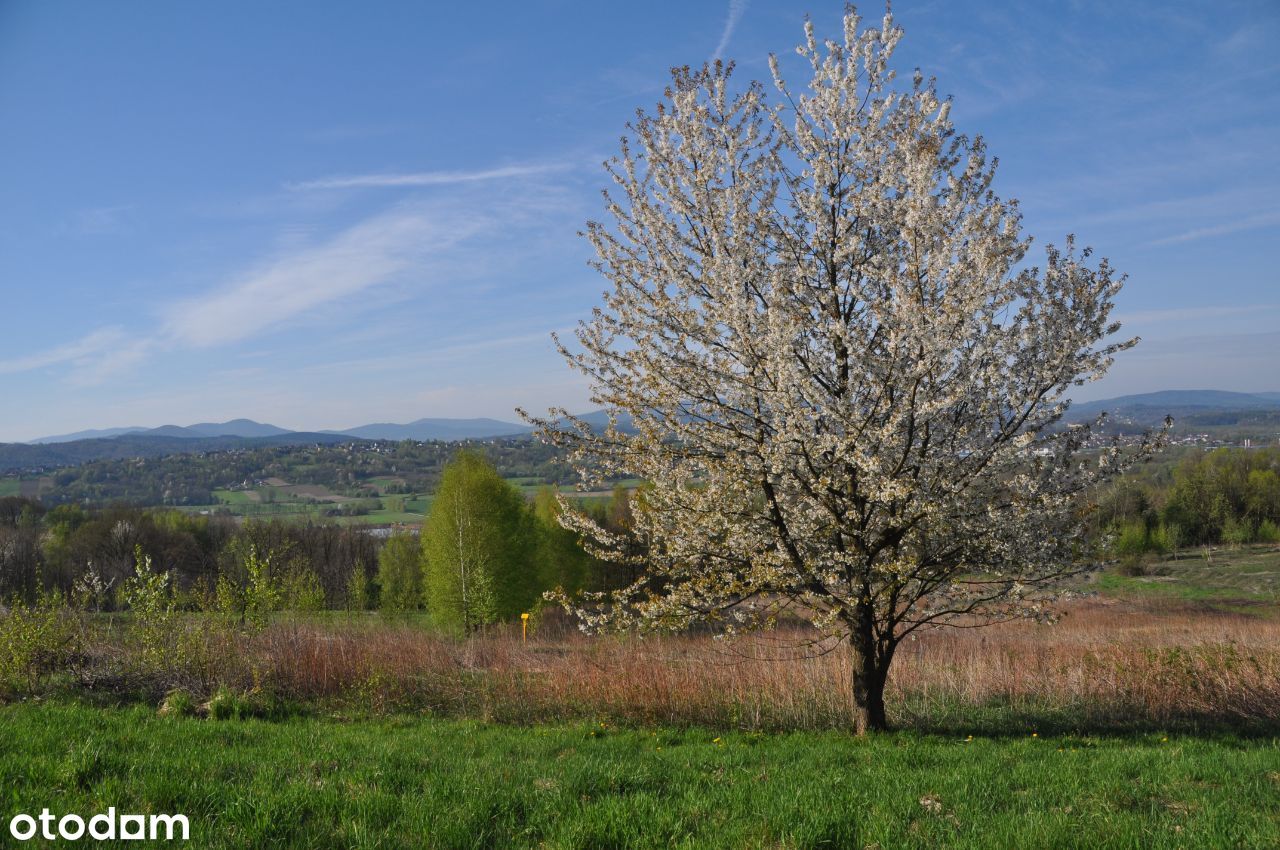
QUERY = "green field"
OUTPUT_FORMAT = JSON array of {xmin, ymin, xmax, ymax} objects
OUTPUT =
[
  {"xmin": 211, "ymin": 488, "xmax": 258, "ymax": 505},
  {"xmin": 1097, "ymin": 544, "xmax": 1280, "ymax": 613},
  {"xmin": 190, "ymin": 486, "xmax": 428, "ymax": 527},
  {"xmin": 0, "ymin": 477, "xmax": 20, "ymax": 497},
  {"xmin": 2, "ymin": 702, "xmax": 1277, "ymax": 849}
]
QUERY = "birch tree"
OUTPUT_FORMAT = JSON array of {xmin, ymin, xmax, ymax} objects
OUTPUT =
[
  {"xmin": 422, "ymin": 451, "xmax": 537, "ymax": 633},
  {"xmin": 525, "ymin": 8, "xmax": 1162, "ymax": 733}
]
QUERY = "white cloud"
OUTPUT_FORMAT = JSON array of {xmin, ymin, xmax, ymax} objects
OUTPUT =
[
  {"xmin": 160, "ymin": 204, "xmax": 483, "ymax": 348},
  {"xmin": 0, "ymin": 327, "xmax": 129, "ymax": 375},
  {"xmin": 287, "ymin": 163, "xmax": 568, "ymax": 192}
]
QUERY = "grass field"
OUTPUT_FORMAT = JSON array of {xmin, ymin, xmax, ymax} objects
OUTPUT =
[
  {"xmin": 0, "ymin": 477, "xmax": 20, "ymax": 497},
  {"xmin": 190, "ymin": 486, "xmax": 430, "ymax": 527},
  {"xmin": 1097, "ymin": 545, "xmax": 1280, "ymax": 613},
  {"xmin": 2, "ymin": 702, "xmax": 1277, "ymax": 849},
  {"xmin": 4, "ymin": 551, "xmax": 1279, "ymax": 846}
]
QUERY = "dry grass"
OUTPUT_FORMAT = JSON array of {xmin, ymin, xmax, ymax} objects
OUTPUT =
[{"xmin": 189, "ymin": 598, "xmax": 1280, "ymax": 733}]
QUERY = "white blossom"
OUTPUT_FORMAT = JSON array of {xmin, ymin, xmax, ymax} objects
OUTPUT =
[{"xmin": 523, "ymin": 7, "xmax": 1162, "ymax": 732}]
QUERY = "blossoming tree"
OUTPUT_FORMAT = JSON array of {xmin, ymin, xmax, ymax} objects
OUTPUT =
[{"xmin": 525, "ymin": 8, "xmax": 1159, "ymax": 733}]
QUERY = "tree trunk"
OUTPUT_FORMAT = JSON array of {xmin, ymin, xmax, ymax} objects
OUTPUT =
[
  {"xmin": 849, "ymin": 604, "xmax": 889, "ymax": 734},
  {"xmin": 850, "ymin": 646, "xmax": 889, "ymax": 734}
]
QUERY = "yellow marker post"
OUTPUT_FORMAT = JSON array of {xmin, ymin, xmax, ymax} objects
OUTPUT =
[{"xmin": 521, "ymin": 612, "xmax": 530, "ymax": 643}]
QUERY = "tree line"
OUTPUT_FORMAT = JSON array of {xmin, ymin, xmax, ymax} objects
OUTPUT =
[
  {"xmin": 0, "ymin": 450, "xmax": 637, "ymax": 631},
  {"xmin": 1096, "ymin": 447, "xmax": 1280, "ymax": 558}
]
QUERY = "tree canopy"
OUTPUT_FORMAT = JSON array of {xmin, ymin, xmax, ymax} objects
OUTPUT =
[{"xmin": 421, "ymin": 451, "xmax": 539, "ymax": 633}]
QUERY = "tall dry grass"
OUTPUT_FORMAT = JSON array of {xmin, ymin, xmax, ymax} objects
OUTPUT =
[{"xmin": 202, "ymin": 599, "xmax": 1280, "ymax": 732}]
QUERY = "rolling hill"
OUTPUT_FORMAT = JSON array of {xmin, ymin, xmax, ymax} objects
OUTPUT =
[
  {"xmin": 326, "ymin": 418, "xmax": 532, "ymax": 441},
  {"xmin": 1066, "ymin": 390, "xmax": 1280, "ymax": 425}
]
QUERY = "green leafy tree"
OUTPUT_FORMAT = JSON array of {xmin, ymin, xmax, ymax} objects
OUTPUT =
[
  {"xmin": 345, "ymin": 563, "xmax": 374, "ymax": 612},
  {"xmin": 422, "ymin": 451, "xmax": 537, "ymax": 633},
  {"xmin": 280, "ymin": 562, "xmax": 326, "ymax": 612},
  {"xmin": 532, "ymin": 487, "xmax": 591, "ymax": 595},
  {"xmin": 378, "ymin": 533, "xmax": 424, "ymax": 611}
]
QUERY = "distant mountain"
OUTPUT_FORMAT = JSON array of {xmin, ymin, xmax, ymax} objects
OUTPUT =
[
  {"xmin": 329, "ymin": 418, "xmax": 533, "ymax": 441},
  {"xmin": 137, "ymin": 419, "xmax": 293, "ymax": 439},
  {"xmin": 33, "ymin": 419, "xmax": 292, "ymax": 443},
  {"xmin": 138, "ymin": 425, "xmax": 206, "ymax": 438},
  {"xmin": 1067, "ymin": 390, "xmax": 1280, "ymax": 425},
  {"xmin": 186, "ymin": 419, "xmax": 292, "ymax": 438},
  {"xmin": 30, "ymin": 427, "xmax": 147, "ymax": 444},
  {"xmin": 564, "ymin": 410, "xmax": 638, "ymax": 433}
]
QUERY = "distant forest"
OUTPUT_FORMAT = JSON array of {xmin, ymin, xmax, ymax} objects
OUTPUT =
[{"xmin": 8, "ymin": 438, "xmax": 576, "ymax": 508}]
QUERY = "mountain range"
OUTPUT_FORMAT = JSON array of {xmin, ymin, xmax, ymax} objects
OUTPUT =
[
  {"xmin": 30, "ymin": 417, "xmax": 532, "ymax": 444},
  {"xmin": 1064, "ymin": 390, "xmax": 1280, "ymax": 424},
  {"xmin": 32, "ymin": 391, "xmax": 1274, "ymax": 445},
  {"xmin": 4, "ymin": 391, "xmax": 1275, "ymax": 474}
]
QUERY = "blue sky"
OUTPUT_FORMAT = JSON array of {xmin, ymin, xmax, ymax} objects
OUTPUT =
[{"xmin": 0, "ymin": 1, "xmax": 1276, "ymax": 442}]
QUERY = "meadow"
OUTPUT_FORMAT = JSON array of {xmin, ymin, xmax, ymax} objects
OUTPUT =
[
  {"xmin": 2, "ymin": 702, "xmax": 1276, "ymax": 849},
  {"xmin": 1098, "ymin": 546, "xmax": 1280, "ymax": 611},
  {"xmin": 3, "ymin": 551, "xmax": 1279, "ymax": 847},
  {"xmin": 182, "ymin": 484, "xmax": 433, "ymax": 527}
]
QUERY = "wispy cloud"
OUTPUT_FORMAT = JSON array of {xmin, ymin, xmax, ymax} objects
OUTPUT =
[
  {"xmin": 711, "ymin": 0, "xmax": 749, "ymax": 62},
  {"xmin": 287, "ymin": 163, "xmax": 568, "ymax": 192},
  {"xmin": 2, "ymin": 201, "xmax": 492, "ymax": 386},
  {"xmin": 1145, "ymin": 210, "xmax": 1280, "ymax": 247},
  {"xmin": 161, "ymin": 204, "xmax": 483, "ymax": 348},
  {"xmin": 0, "ymin": 327, "xmax": 129, "ymax": 375},
  {"xmin": 65, "ymin": 339, "xmax": 156, "ymax": 388}
]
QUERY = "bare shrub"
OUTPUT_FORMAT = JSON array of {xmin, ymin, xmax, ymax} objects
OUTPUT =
[{"xmin": 231, "ymin": 601, "xmax": 1280, "ymax": 731}]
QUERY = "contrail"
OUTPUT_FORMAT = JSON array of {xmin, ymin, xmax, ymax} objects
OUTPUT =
[{"xmin": 711, "ymin": 0, "xmax": 749, "ymax": 62}]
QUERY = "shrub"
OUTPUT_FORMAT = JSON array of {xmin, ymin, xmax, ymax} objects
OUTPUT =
[
  {"xmin": 1149, "ymin": 523, "xmax": 1183, "ymax": 559},
  {"xmin": 1222, "ymin": 517, "xmax": 1253, "ymax": 547},
  {"xmin": 243, "ymin": 546, "xmax": 282, "ymax": 630},
  {"xmin": 212, "ymin": 545, "xmax": 282, "ymax": 631},
  {"xmin": 346, "ymin": 567, "xmax": 372, "ymax": 612},
  {"xmin": 120, "ymin": 547, "xmax": 180, "ymax": 671},
  {"xmin": 158, "ymin": 688, "xmax": 197, "ymax": 717},
  {"xmin": 204, "ymin": 684, "xmax": 288, "ymax": 720},
  {"xmin": 1116, "ymin": 554, "xmax": 1148, "ymax": 577},
  {"xmin": 1111, "ymin": 521, "xmax": 1151, "ymax": 558},
  {"xmin": 0, "ymin": 589, "xmax": 82, "ymax": 694},
  {"xmin": 206, "ymin": 685, "xmax": 248, "ymax": 720},
  {"xmin": 280, "ymin": 565, "xmax": 325, "ymax": 613},
  {"xmin": 1256, "ymin": 519, "xmax": 1280, "ymax": 545}
]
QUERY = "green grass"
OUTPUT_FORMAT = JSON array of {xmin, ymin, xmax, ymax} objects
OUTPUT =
[
  {"xmin": 0, "ymin": 477, "xmax": 20, "ymax": 497},
  {"xmin": 364, "ymin": 476, "xmax": 408, "ymax": 489},
  {"xmin": 1, "ymin": 703, "xmax": 1277, "ymax": 849},
  {"xmin": 334, "ymin": 510, "xmax": 424, "ymax": 526},
  {"xmin": 200, "ymin": 486, "xmax": 429, "ymax": 526},
  {"xmin": 1097, "ymin": 545, "xmax": 1280, "ymax": 612},
  {"xmin": 212, "ymin": 488, "xmax": 258, "ymax": 505}
]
